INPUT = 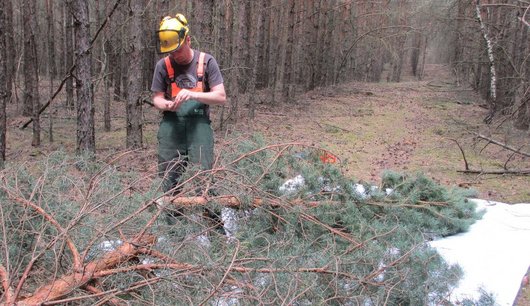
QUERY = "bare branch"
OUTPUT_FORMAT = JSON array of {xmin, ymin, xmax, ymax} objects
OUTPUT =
[
  {"xmin": 457, "ymin": 169, "xmax": 530, "ymax": 175},
  {"xmin": 475, "ymin": 133, "xmax": 530, "ymax": 157},
  {"xmin": 449, "ymin": 138, "xmax": 470, "ymax": 170}
]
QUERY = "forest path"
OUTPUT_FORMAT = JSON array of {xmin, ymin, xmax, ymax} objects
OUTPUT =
[{"xmin": 234, "ymin": 64, "xmax": 530, "ymax": 203}]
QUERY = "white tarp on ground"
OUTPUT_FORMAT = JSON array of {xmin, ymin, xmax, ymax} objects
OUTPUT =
[{"xmin": 430, "ymin": 199, "xmax": 530, "ymax": 305}]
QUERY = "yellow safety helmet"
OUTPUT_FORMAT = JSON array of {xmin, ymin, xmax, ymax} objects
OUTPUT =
[{"xmin": 157, "ymin": 13, "xmax": 189, "ymax": 53}]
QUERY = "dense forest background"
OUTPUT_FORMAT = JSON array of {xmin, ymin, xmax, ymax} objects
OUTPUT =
[{"xmin": 0, "ymin": 0, "xmax": 528, "ymax": 166}]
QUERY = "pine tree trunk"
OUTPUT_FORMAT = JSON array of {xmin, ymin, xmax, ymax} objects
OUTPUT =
[
  {"xmin": 272, "ymin": 0, "xmax": 286, "ymax": 104},
  {"xmin": 256, "ymin": 1, "xmax": 269, "ymax": 89},
  {"xmin": 21, "ymin": 0, "xmax": 39, "ymax": 120},
  {"xmin": 22, "ymin": 0, "xmax": 41, "ymax": 146},
  {"xmin": 389, "ymin": 0, "xmax": 409, "ymax": 83},
  {"xmin": 418, "ymin": 35, "xmax": 428, "ymax": 80},
  {"xmin": 282, "ymin": 0, "xmax": 296, "ymax": 102},
  {"xmin": 226, "ymin": 1, "xmax": 240, "ymax": 123},
  {"xmin": 247, "ymin": 0, "xmax": 260, "ymax": 118},
  {"xmin": 103, "ymin": 39, "xmax": 112, "ymax": 132},
  {"xmin": 4, "ymin": 0, "xmax": 14, "ymax": 105},
  {"xmin": 452, "ymin": 0, "xmax": 466, "ymax": 81},
  {"xmin": 410, "ymin": 32, "xmax": 421, "ymax": 77},
  {"xmin": 126, "ymin": 0, "xmax": 144, "ymax": 149},
  {"xmin": 267, "ymin": 0, "xmax": 280, "ymax": 91},
  {"xmin": 192, "ymin": 0, "xmax": 214, "ymax": 50},
  {"xmin": 64, "ymin": 2, "xmax": 74, "ymax": 110},
  {"xmin": 47, "ymin": 0, "xmax": 55, "ymax": 143},
  {"xmin": 73, "ymin": 0, "xmax": 95, "ymax": 155},
  {"xmin": 98, "ymin": 1, "xmax": 111, "ymax": 132},
  {"xmin": 113, "ymin": 25, "xmax": 123, "ymax": 101},
  {"xmin": 305, "ymin": 0, "xmax": 319, "ymax": 90},
  {"xmin": 514, "ymin": 21, "xmax": 529, "ymax": 130},
  {"xmin": 0, "ymin": 0, "xmax": 7, "ymax": 169}
]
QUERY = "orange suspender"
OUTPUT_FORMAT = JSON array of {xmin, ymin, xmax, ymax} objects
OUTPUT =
[{"xmin": 164, "ymin": 52, "xmax": 206, "ymax": 98}]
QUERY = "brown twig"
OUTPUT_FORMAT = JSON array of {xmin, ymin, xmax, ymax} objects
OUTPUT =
[
  {"xmin": 300, "ymin": 212, "xmax": 362, "ymax": 246},
  {"xmin": 199, "ymin": 240, "xmax": 241, "ymax": 306},
  {"xmin": 448, "ymin": 138, "xmax": 470, "ymax": 170},
  {"xmin": 82, "ymin": 283, "xmax": 126, "ymax": 306}
]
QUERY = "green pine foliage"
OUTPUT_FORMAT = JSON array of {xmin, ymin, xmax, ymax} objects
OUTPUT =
[{"xmin": 0, "ymin": 136, "xmax": 486, "ymax": 305}]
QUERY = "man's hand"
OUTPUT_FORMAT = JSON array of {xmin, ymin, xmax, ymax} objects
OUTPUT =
[
  {"xmin": 152, "ymin": 83, "xmax": 226, "ymax": 112},
  {"xmin": 152, "ymin": 91, "xmax": 188, "ymax": 112},
  {"xmin": 165, "ymin": 100, "xmax": 178, "ymax": 111},
  {"xmin": 174, "ymin": 89, "xmax": 195, "ymax": 107}
]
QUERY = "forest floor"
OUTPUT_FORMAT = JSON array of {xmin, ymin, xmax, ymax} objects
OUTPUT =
[
  {"xmin": 232, "ymin": 64, "xmax": 530, "ymax": 204},
  {"xmin": 5, "ymin": 63, "xmax": 530, "ymax": 304}
]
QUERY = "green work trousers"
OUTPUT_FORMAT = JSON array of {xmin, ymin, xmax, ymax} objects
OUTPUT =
[{"xmin": 157, "ymin": 101, "xmax": 213, "ymax": 194}]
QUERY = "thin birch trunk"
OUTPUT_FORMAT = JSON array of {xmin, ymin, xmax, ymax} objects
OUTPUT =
[{"xmin": 475, "ymin": 1, "xmax": 497, "ymax": 105}]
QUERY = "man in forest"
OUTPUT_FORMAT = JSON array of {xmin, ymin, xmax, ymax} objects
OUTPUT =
[{"xmin": 151, "ymin": 14, "xmax": 226, "ymax": 225}]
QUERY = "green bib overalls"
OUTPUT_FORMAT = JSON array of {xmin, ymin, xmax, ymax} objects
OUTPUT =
[{"xmin": 157, "ymin": 100, "xmax": 213, "ymax": 193}]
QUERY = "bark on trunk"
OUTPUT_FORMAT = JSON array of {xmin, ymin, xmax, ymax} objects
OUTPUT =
[
  {"xmin": 73, "ymin": 0, "xmax": 95, "ymax": 155},
  {"xmin": 4, "ymin": 0, "xmax": 14, "ymax": 105},
  {"xmin": 0, "ymin": 1, "xmax": 7, "ymax": 169},
  {"xmin": 126, "ymin": 0, "xmax": 144, "ymax": 149},
  {"xmin": 64, "ymin": 2, "xmax": 75, "ymax": 109},
  {"xmin": 47, "ymin": 0, "xmax": 56, "ymax": 143},
  {"xmin": 21, "ymin": 0, "xmax": 41, "ymax": 146}
]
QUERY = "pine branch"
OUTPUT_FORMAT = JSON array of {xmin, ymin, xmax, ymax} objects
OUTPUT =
[
  {"xmin": 16, "ymin": 235, "xmax": 156, "ymax": 305},
  {"xmin": 166, "ymin": 195, "xmax": 325, "ymax": 208},
  {"xmin": 4, "ymin": 195, "xmax": 82, "ymax": 269}
]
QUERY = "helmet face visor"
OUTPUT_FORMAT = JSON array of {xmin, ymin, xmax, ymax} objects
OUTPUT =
[{"xmin": 157, "ymin": 29, "xmax": 186, "ymax": 53}]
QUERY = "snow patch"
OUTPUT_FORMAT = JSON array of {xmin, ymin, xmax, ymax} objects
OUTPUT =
[{"xmin": 430, "ymin": 199, "xmax": 530, "ymax": 305}]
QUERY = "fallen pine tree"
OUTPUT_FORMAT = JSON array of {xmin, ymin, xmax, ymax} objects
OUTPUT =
[{"xmin": 0, "ymin": 137, "xmax": 485, "ymax": 305}]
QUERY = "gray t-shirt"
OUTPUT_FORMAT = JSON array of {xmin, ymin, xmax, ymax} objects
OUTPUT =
[{"xmin": 150, "ymin": 49, "xmax": 224, "ymax": 99}]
